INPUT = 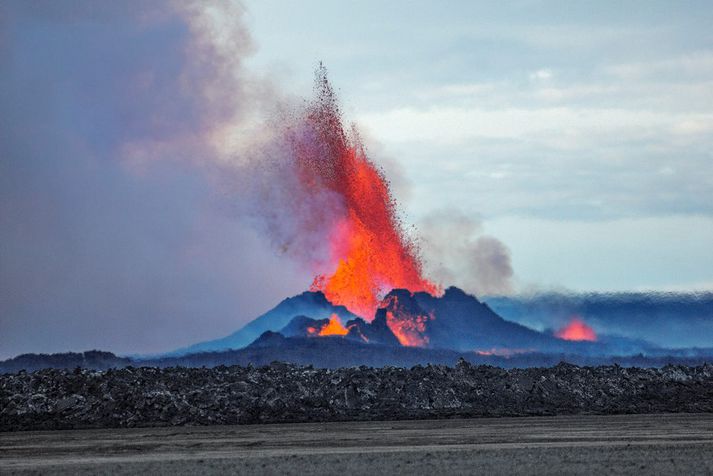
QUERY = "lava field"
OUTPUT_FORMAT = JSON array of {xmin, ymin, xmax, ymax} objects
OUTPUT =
[{"xmin": 2, "ymin": 360, "xmax": 713, "ymax": 431}]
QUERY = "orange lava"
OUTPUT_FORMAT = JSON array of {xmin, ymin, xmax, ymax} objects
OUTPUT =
[
  {"xmin": 295, "ymin": 66, "xmax": 438, "ymax": 319},
  {"xmin": 318, "ymin": 314, "xmax": 349, "ymax": 336},
  {"xmin": 380, "ymin": 294, "xmax": 432, "ymax": 347},
  {"xmin": 555, "ymin": 317, "xmax": 597, "ymax": 342}
]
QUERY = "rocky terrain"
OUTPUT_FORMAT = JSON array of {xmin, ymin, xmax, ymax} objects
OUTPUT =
[
  {"xmin": 2, "ymin": 360, "xmax": 713, "ymax": 431},
  {"xmin": 4, "ymin": 341, "xmax": 713, "ymax": 374}
]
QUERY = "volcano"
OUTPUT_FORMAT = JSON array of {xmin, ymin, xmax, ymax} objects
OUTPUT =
[
  {"xmin": 171, "ymin": 291, "xmax": 358, "ymax": 356},
  {"xmin": 377, "ymin": 287, "xmax": 567, "ymax": 351},
  {"xmin": 171, "ymin": 286, "xmax": 655, "ymax": 361},
  {"xmin": 168, "ymin": 69, "xmax": 662, "ymax": 364}
]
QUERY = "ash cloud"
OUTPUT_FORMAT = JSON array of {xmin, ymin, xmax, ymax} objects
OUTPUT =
[
  {"xmin": 0, "ymin": 1, "xmax": 309, "ymax": 359},
  {"xmin": 223, "ymin": 101, "xmax": 348, "ymax": 275},
  {"xmin": 419, "ymin": 210, "xmax": 514, "ymax": 296}
]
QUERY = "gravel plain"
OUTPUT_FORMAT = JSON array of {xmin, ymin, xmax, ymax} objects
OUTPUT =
[{"xmin": 2, "ymin": 413, "xmax": 713, "ymax": 475}]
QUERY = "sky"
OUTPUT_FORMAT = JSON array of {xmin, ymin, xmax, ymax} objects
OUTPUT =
[
  {"xmin": 243, "ymin": 0, "xmax": 713, "ymax": 292},
  {"xmin": 1, "ymin": 1, "xmax": 712, "ymax": 358}
]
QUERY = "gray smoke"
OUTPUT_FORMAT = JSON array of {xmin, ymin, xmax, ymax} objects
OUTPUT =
[
  {"xmin": 419, "ymin": 210, "xmax": 514, "ymax": 296},
  {"xmin": 0, "ymin": 1, "xmax": 310, "ymax": 359}
]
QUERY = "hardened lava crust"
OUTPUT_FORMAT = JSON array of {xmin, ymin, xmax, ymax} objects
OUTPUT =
[{"xmin": 2, "ymin": 360, "xmax": 713, "ymax": 431}]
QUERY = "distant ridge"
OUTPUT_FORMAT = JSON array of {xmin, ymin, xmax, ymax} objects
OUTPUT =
[
  {"xmin": 3, "ymin": 342, "xmax": 713, "ymax": 374},
  {"xmin": 486, "ymin": 292, "xmax": 713, "ymax": 348},
  {"xmin": 0, "ymin": 351, "xmax": 129, "ymax": 374}
]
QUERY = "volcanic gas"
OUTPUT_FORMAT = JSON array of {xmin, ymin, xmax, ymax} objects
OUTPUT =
[{"xmin": 287, "ymin": 66, "xmax": 439, "ymax": 319}]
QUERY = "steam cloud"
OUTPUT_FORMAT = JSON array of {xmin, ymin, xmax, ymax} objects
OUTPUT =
[{"xmin": 419, "ymin": 210, "xmax": 514, "ymax": 296}]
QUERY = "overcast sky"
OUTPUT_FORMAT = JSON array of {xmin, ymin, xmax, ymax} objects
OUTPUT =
[{"xmin": 1, "ymin": 1, "xmax": 712, "ymax": 358}]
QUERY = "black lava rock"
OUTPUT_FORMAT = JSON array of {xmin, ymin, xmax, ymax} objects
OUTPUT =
[{"xmin": 2, "ymin": 362, "xmax": 712, "ymax": 431}]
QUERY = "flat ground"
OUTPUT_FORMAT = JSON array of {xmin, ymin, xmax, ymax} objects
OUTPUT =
[{"xmin": 2, "ymin": 414, "xmax": 713, "ymax": 475}]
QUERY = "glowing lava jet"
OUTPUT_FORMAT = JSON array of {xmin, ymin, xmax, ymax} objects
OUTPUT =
[
  {"xmin": 289, "ymin": 66, "xmax": 439, "ymax": 320},
  {"xmin": 378, "ymin": 293, "xmax": 433, "ymax": 347},
  {"xmin": 555, "ymin": 317, "xmax": 597, "ymax": 342},
  {"xmin": 314, "ymin": 314, "xmax": 349, "ymax": 336}
]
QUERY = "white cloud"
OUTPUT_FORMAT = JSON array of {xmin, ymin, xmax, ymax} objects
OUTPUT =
[
  {"xmin": 606, "ymin": 52, "xmax": 713, "ymax": 80},
  {"xmin": 636, "ymin": 281, "xmax": 713, "ymax": 292},
  {"xmin": 529, "ymin": 68, "xmax": 553, "ymax": 81},
  {"xmin": 358, "ymin": 106, "xmax": 713, "ymax": 148}
]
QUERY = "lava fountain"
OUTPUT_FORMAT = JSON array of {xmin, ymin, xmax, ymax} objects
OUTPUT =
[
  {"xmin": 286, "ymin": 65, "xmax": 439, "ymax": 318},
  {"xmin": 318, "ymin": 314, "xmax": 349, "ymax": 336}
]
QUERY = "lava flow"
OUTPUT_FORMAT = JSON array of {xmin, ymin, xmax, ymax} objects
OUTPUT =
[
  {"xmin": 290, "ymin": 65, "xmax": 438, "ymax": 318},
  {"xmin": 379, "ymin": 293, "xmax": 432, "ymax": 347},
  {"xmin": 555, "ymin": 317, "xmax": 597, "ymax": 342}
]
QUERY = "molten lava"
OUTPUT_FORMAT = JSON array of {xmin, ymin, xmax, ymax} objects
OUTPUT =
[
  {"xmin": 555, "ymin": 317, "xmax": 597, "ymax": 342},
  {"xmin": 318, "ymin": 314, "xmax": 349, "ymax": 336},
  {"xmin": 380, "ymin": 294, "xmax": 432, "ymax": 347},
  {"xmin": 305, "ymin": 314, "xmax": 349, "ymax": 337},
  {"xmin": 291, "ymin": 65, "xmax": 438, "ymax": 318}
]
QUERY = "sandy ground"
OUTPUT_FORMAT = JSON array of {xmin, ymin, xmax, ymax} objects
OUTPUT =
[{"xmin": 2, "ymin": 413, "xmax": 713, "ymax": 475}]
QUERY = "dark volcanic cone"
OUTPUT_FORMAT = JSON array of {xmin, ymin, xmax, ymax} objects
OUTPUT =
[
  {"xmin": 280, "ymin": 315, "xmax": 330, "ymax": 337},
  {"xmin": 345, "ymin": 313, "xmax": 401, "ymax": 346},
  {"xmin": 379, "ymin": 287, "xmax": 579, "ymax": 352},
  {"xmin": 170, "ymin": 291, "xmax": 358, "ymax": 355}
]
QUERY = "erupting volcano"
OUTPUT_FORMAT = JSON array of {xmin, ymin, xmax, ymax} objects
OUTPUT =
[
  {"xmin": 172, "ymin": 66, "xmax": 663, "ymax": 360},
  {"xmin": 287, "ymin": 66, "xmax": 439, "ymax": 318},
  {"xmin": 174, "ymin": 67, "xmax": 663, "ymax": 361}
]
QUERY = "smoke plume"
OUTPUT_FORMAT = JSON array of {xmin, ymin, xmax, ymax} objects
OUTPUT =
[
  {"xmin": 419, "ymin": 210, "xmax": 514, "ymax": 296},
  {"xmin": 0, "ymin": 1, "xmax": 308, "ymax": 358}
]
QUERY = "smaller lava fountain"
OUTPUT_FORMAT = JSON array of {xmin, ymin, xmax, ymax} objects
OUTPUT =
[
  {"xmin": 555, "ymin": 317, "xmax": 597, "ymax": 342},
  {"xmin": 316, "ymin": 314, "xmax": 350, "ymax": 336}
]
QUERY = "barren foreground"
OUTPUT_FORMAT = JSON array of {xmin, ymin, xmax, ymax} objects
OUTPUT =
[
  {"xmin": 2, "ymin": 414, "xmax": 713, "ymax": 475},
  {"xmin": 4, "ymin": 362, "xmax": 713, "ymax": 430}
]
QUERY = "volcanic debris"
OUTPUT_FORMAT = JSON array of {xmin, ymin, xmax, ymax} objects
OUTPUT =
[{"xmin": 2, "ymin": 361, "xmax": 713, "ymax": 431}]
